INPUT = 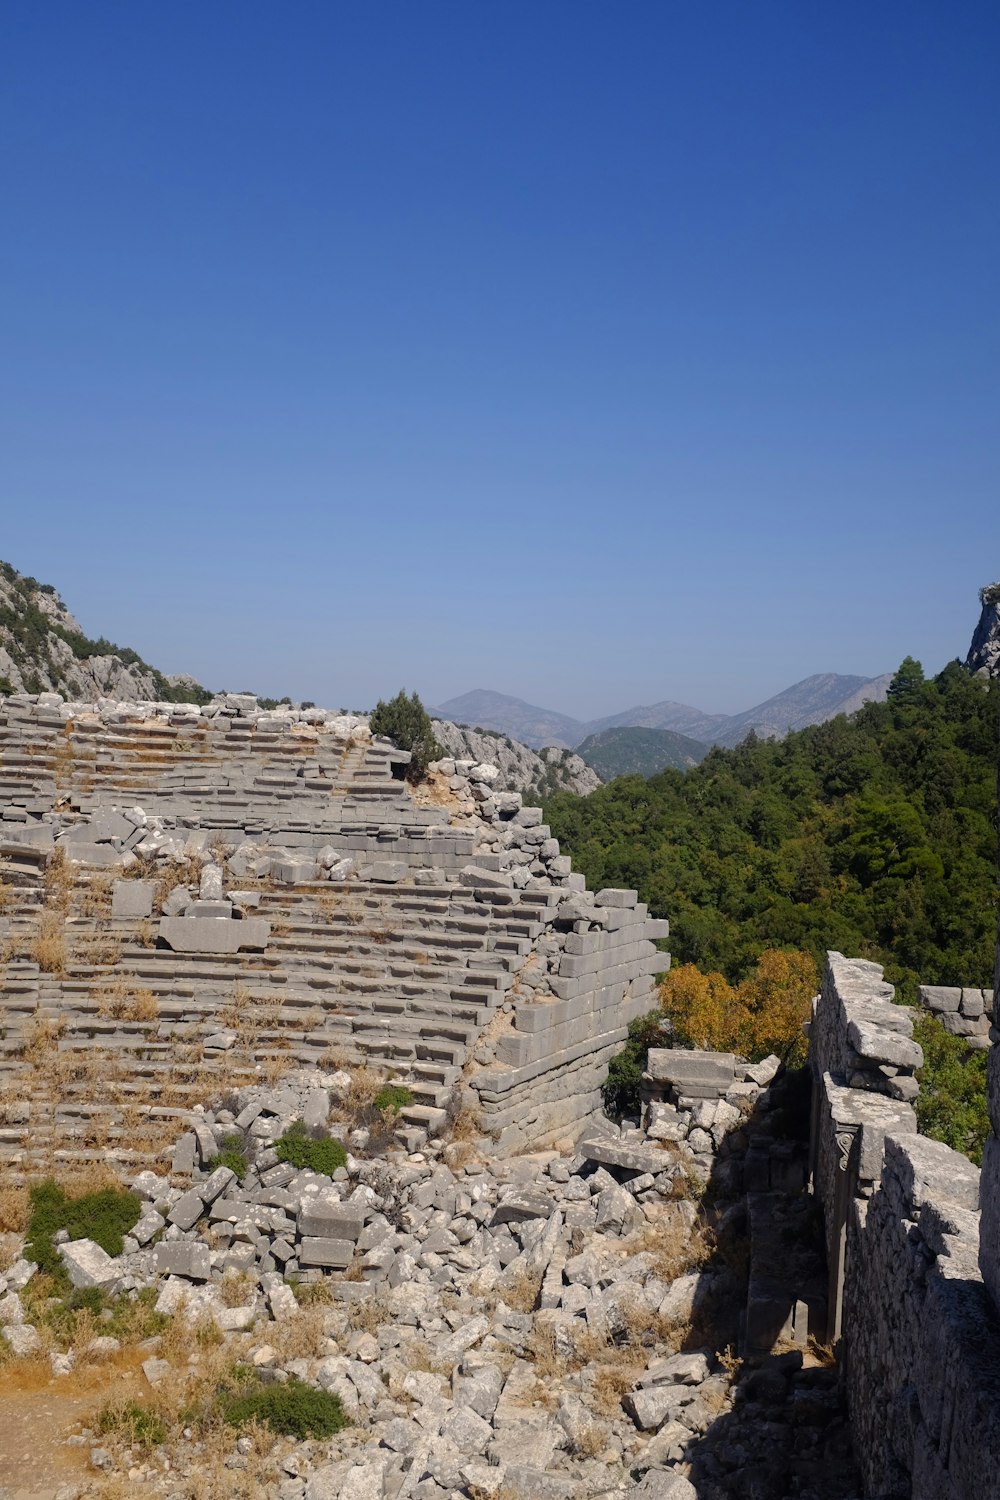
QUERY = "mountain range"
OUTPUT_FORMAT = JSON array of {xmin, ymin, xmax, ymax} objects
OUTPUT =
[{"xmin": 434, "ymin": 673, "xmax": 895, "ymax": 753}]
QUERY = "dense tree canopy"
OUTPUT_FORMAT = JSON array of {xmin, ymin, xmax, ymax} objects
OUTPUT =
[{"xmin": 546, "ymin": 661, "xmax": 999, "ymax": 1003}]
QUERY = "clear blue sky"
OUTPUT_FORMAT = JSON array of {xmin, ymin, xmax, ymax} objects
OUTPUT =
[{"xmin": 1, "ymin": 2, "xmax": 997, "ymax": 717}]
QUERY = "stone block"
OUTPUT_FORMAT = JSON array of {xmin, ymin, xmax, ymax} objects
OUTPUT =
[
  {"xmin": 270, "ymin": 857, "xmax": 318, "ymax": 884},
  {"xmin": 297, "ymin": 1202, "xmax": 364, "ymax": 1240},
  {"xmin": 847, "ymin": 1018, "xmax": 922, "ymax": 1070},
  {"xmin": 111, "ymin": 879, "xmax": 155, "ymax": 920},
  {"xmin": 185, "ymin": 899, "xmax": 234, "ymax": 918},
  {"xmin": 155, "ymin": 1242, "xmax": 211, "ymax": 1280},
  {"xmin": 595, "ymin": 888, "xmax": 638, "ymax": 908},
  {"xmin": 158, "ymin": 916, "xmax": 271, "ymax": 953},
  {"xmin": 63, "ymin": 842, "xmax": 123, "ymax": 867},
  {"xmin": 882, "ymin": 1131, "xmax": 980, "ymax": 1215},
  {"xmin": 646, "ymin": 1049, "xmax": 736, "ymax": 1090},
  {"xmin": 919, "ymin": 985, "xmax": 962, "ymax": 1013},
  {"xmin": 299, "ymin": 1237, "xmax": 354, "ymax": 1269},
  {"xmin": 58, "ymin": 1239, "xmax": 121, "ymax": 1290},
  {"xmin": 364, "ymin": 860, "xmax": 407, "ymax": 883},
  {"xmin": 168, "ymin": 1189, "xmax": 206, "ymax": 1231}
]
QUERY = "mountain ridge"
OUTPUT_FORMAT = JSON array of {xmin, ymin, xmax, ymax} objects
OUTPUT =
[{"xmin": 434, "ymin": 671, "xmax": 894, "ymax": 751}]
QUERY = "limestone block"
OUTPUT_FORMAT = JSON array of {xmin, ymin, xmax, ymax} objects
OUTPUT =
[
  {"xmin": 364, "ymin": 860, "xmax": 407, "ymax": 883},
  {"xmin": 646, "ymin": 1049, "xmax": 736, "ymax": 1090},
  {"xmin": 847, "ymin": 1018, "xmax": 922, "ymax": 1070},
  {"xmin": 297, "ymin": 1202, "xmax": 364, "ymax": 1240},
  {"xmin": 200, "ymin": 863, "xmax": 224, "ymax": 900},
  {"xmin": 158, "ymin": 916, "xmax": 270, "ymax": 952},
  {"xmin": 161, "ymin": 885, "xmax": 192, "ymax": 917},
  {"xmin": 919, "ymin": 985, "xmax": 963, "ymax": 1013},
  {"xmin": 111, "ymin": 879, "xmax": 155, "ymax": 920},
  {"xmin": 299, "ymin": 1237, "xmax": 354, "ymax": 1269},
  {"xmin": 155, "ymin": 1242, "xmax": 211, "ymax": 1280},
  {"xmin": 58, "ymin": 1239, "xmax": 121, "ymax": 1290},
  {"xmin": 63, "ymin": 841, "xmax": 124, "ymax": 867},
  {"xmin": 595, "ymin": 888, "xmax": 638, "ymax": 908},
  {"xmin": 882, "ymin": 1131, "xmax": 980, "ymax": 1215},
  {"xmin": 168, "ymin": 1189, "xmax": 206, "ymax": 1231},
  {"xmin": 270, "ymin": 857, "xmax": 318, "ymax": 884}
]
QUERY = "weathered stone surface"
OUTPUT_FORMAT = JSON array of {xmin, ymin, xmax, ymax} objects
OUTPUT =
[
  {"xmin": 58, "ymin": 1239, "xmax": 121, "ymax": 1290},
  {"xmin": 155, "ymin": 1242, "xmax": 211, "ymax": 1280},
  {"xmin": 158, "ymin": 915, "xmax": 271, "ymax": 952},
  {"xmin": 111, "ymin": 879, "xmax": 155, "ymax": 919}
]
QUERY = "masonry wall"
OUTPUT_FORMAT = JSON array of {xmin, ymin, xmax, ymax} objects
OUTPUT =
[{"xmin": 811, "ymin": 952, "xmax": 1000, "ymax": 1499}]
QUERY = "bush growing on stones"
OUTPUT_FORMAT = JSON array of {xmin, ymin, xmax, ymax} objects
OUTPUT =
[
  {"xmin": 209, "ymin": 1132, "xmax": 250, "ymax": 1180},
  {"xmin": 372, "ymin": 1083, "xmax": 412, "ymax": 1115},
  {"xmin": 369, "ymin": 689, "xmax": 442, "ymax": 782},
  {"xmin": 27, "ymin": 1179, "xmax": 141, "ymax": 1283},
  {"xmin": 218, "ymin": 1372, "xmax": 349, "ymax": 1439},
  {"xmin": 274, "ymin": 1119, "xmax": 347, "ymax": 1176}
]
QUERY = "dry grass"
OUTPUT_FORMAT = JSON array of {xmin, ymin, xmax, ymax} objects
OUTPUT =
[
  {"xmin": 0, "ymin": 879, "xmax": 14, "ymax": 914},
  {"xmin": 20, "ymin": 1014, "xmax": 65, "ymax": 1062},
  {"xmin": 497, "ymin": 1265, "xmax": 543, "ymax": 1314},
  {"xmin": 619, "ymin": 1210, "xmax": 713, "ymax": 1285},
  {"xmin": 75, "ymin": 931, "xmax": 122, "ymax": 968},
  {"xmin": 43, "ymin": 847, "xmax": 74, "ymax": 914},
  {"xmin": 31, "ymin": 912, "xmax": 67, "ymax": 973},
  {"xmin": 0, "ymin": 1182, "xmax": 30, "ymax": 1233},
  {"xmin": 78, "ymin": 871, "xmax": 115, "ymax": 920},
  {"xmin": 218, "ymin": 1271, "xmax": 256, "ymax": 1308},
  {"xmin": 346, "ymin": 1287, "xmax": 392, "ymax": 1336}
]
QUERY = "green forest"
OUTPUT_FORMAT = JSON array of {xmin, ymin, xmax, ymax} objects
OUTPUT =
[{"xmin": 546, "ymin": 658, "xmax": 998, "ymax": 1003}]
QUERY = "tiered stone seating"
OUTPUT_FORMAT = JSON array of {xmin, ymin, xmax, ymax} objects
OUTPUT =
[{"xmin": 0, "ymin": 693, "xmax": 670, "ymax": 1169}]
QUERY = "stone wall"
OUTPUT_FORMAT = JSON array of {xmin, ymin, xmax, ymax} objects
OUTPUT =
[
  {"xmin": 916, "ymin": 984, "xmax": 993, "ymax": 1049},
  {"xmin": 810, "ymin": 952, "xmax": 1000, "ymax": 1498}
]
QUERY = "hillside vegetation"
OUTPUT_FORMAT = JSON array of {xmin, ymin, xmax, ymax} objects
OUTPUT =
[
  {"xmin": 0, "ymin": 560, "xmax": 211, "ymax": 703},
  {"xmin": 546, "ymin": 658, "xmax": 999, "ymax": 1003},
  {"xmin": 576, "ymin": 725, "xmax": 709, "ymax": 779}
]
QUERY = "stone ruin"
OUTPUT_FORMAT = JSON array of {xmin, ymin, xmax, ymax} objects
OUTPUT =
[
  {"xmin": 0, "ymin": 690, "xmax": 664, "ymax": 1170},
  {"xmin": 1, "ymin": 685, "xmax": 1000, "ymax": 1500},
  {"xmin": 810, "ymin": 951, "xmax": 1000, "ymax": 1499}
]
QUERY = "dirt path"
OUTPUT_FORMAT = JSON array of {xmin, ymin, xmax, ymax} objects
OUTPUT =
[{"xmin": 0, "ymin": 1385, "xmax": 93, "ymax": 1498}]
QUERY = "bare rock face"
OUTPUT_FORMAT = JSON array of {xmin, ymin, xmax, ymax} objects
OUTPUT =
[
  {"xmin": 433, "ymin": 718, "xmax": 602, "ymax": 799},
  {"xmin": 967, "ymin": 582, "xmax": 1000, "ymax": 679}
]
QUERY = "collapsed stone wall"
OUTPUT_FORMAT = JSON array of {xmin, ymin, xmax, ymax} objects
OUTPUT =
[
  {"xmin": 0, "ymin": 690, "xmax": 668, "ymax": 1164},
  {"xmin": 810, "ymin": 952, "xmax": 1000, "ymax": 1499}
]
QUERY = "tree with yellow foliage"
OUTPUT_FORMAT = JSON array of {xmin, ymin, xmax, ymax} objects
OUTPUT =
[{"xmin": 659, "ymin": 948, "xmax": 817, "ymax": 1065}]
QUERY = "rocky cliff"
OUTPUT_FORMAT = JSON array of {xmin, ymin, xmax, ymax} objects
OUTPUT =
[
  {"xmin": 0, "ymin": 560, "xmax": 209, "ymax": 702},
  {"xmin": 432, "ymin": 718, "xmax": 601, "ymax": 799},
  {"xmin": 967, "ymin": 581, "xmax": 1000, "ymax": 679}
]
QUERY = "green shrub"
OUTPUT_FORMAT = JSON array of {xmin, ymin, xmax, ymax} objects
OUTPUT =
[
  {"xmin": 913, "ymin": 1012, "xmax": 990, "ymax": 1164},
  {"xmin": 219, "ymin": 1374, "xmax": 349, "ymax": 1438},
  {"xmin": 97, "ymin": 1400, "xmax": 167, "ymax": 1449},
  {"xmin": 26, "ymin": 1180, "xmax": 141, "ymax": 1287},
  {"xmin": 601, "ymin": 1011, "xmax": 668, "ymax": 1121},
  {"xmin": 209, "ymin": 1133, "xmax": 249, "ymax": 1180},
  {"xmin": 373, "ymin": 1084, "xmax": 412, "ymax": 1115},
  {"xmin": 275, "ymin": 1119, "xmax": 347, "ymax": 1176},
  {"xmin": 369, "ymin": 690, "xmax": 442, "ymax": 783}
]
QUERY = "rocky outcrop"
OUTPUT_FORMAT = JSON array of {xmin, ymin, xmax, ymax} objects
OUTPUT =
[
  {"xmin": 432, "ymin": 719, "xmax": 601, "ymax": 799},
  {"xmin": 0, "ymin": 559, "xmax": 208, "ymax": 702},
  {"xmin": 967, "ymin": 581, "xmax": 1000, "ymax": 679}
]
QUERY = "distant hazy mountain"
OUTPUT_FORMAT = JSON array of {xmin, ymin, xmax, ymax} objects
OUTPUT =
[
  {"xmin": 433, "ymin": 690, "xmax": 584, "ymax": 749},
  {"xmin": 436, "ymin": 673, "xmax": 893, "ymax": 752},
  {"xmin": 576, "ymin": 726, "xmax": 710, "ymax": 780},
  {"xmin": 709, "ymin": 673, "xmax": 891, "ymax": 747}
]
